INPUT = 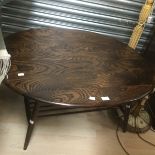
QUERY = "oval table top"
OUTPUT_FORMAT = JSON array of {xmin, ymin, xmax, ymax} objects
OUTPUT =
[{"xmin": 4, "ymin": 27, "xmax": 154, "ymax": 107}]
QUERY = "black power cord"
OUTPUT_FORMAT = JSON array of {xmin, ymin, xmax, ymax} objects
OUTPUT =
[
  {"xmin": 134, "ymin": 115, "xmax": 155, "ymax": 148},
  {"xmin": 116, "ymin": 114, "xmax": 155, "ymax": 155},
  {"xmin": 137, "ymin": 133, "xmax": 155, "ymax": 147},
  {"xmin": 116, "ymin": 92, "xmax": 155, "ymax": 154},
  {"xmin": 116, "ymin": 120, "xmax": 130, "ymax": 155}
]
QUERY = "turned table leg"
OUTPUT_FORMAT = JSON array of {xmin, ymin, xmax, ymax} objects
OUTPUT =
[
  {"xmin": 24, "ymin": 99, "xmax": 39, "ymax": 150},
  {"xmin": 24, "ymin": 97, "xmax": 31, "ymax": 122},
  {"xmin": 123, "ymin": 104, "xmax": 131, "ymax": 132}
]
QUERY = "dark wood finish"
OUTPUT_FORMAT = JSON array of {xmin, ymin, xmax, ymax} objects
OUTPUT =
[
  {"xmin": 4, "ymin": 27, "xmax": 154, "ymax": 149},
  {"xmin": 24, "ymin": 100, "xmax": 39, "ymax": 150},
  {"xmin": 24, "ymin": 97, "xmax": 31, "ymax": 122},
  {"xmin": 122, "ymin": 104, "xmax": 131, "ymax": 132},
  {"xmin": 4, "ymin": 27, "xmax": 154, "ymax": 107},
  {"xmin": 23, "ymin": 96, "xmax": 133, "ymax": 150}
]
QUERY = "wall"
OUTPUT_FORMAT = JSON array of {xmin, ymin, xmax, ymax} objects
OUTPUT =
[{"xmin": 1, "ymin": 0, "xmax": 154, "ymax": 50}]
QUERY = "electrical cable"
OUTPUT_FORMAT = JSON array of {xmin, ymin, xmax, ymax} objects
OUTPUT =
[
  {"xmin": 134, "ymin": 115, "xmax": 155, "ymax": 148},
  {"xmin": 135, "ymin": 114, "xmax": 155, "ymax": 147},
  {"xmin": 137, "ymin": 133, "xmax": 155, "ymax": 147},
  {"xmin": 116, "ymin": 110, "xmax": 155, "ymax": 155},
  {"xmin": 116, "ymin": 116, "xmax": 130, "ymax": 155}
]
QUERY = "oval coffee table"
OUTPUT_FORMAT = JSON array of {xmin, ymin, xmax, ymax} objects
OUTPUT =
[{"xmin": 4, "ymin": 27, "xmax": 154, "ymax": 150}]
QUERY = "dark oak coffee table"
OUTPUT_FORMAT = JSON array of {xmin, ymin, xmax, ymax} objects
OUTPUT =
[{"xmin": 4, "ymin": 27, "xmax": 154, "ymax": 150}]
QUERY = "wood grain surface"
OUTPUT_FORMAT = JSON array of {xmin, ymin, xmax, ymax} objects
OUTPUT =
[{"xmin": 4, "ymin": 27, "xmax": 154, "ymax": 107}]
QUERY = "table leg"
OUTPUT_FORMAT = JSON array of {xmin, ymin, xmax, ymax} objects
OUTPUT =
[
  {"xmin": 24, "ymin": 101, "xmax": 39, "ymax": 150},
  {"xmin": 123, "ymin": 104, "xmax": 131, "ymax": 132},
  {"xmin": 24, "ymin": 97, "xmax": 31, "ymax": 122}
]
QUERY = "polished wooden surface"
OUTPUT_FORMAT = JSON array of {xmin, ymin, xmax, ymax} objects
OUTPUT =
[{"xmin": 4, "ymin": 27, "xmax": 154, "ymax": 107}]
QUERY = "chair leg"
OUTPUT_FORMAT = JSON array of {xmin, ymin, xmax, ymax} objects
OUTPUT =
[
  {"xmin": 122, "ymin": 104, "xmax": 131, "ymax": 132},
  {"xmin": 23, "ymin": 101, "xmax": 39, "ymax": 150}
]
